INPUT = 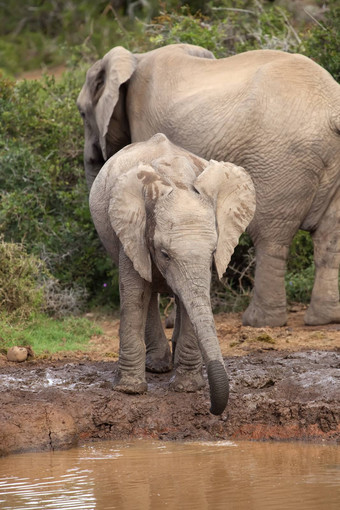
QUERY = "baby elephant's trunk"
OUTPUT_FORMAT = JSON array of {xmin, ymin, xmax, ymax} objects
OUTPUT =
[{"xmin": 179, "ymin": 287, "xmax": 229, "ymax": 415}]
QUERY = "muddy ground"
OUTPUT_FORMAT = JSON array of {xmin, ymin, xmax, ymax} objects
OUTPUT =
[{"xmin": 0, "ymin": 305, "xmax": 339, "ymax": 456}]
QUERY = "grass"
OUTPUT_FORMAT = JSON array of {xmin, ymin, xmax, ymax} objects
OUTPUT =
[{"xmin": 0, "ymin": 314, "xmax": 102, "ymax": 356}]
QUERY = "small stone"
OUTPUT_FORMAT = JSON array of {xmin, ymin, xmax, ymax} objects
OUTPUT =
[{"xmin": 7, "ymin": 346, "xmax": 28, "ymax": 362}]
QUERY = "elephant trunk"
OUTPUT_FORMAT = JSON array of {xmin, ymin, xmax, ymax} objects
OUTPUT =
[
  {"xmin": 176, "ymin": 282, "xmax": 229, "ymax": 415},
  {"xmin": 84, "ymin": 135, "xmax": 105, "ymax": 190},
  {"xmin": 206, "ymin": 358, "xmax": 230, "ymax": 416}
]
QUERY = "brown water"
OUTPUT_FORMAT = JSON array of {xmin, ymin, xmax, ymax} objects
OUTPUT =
[{"xmin": 0, "ymin": 440, "xmax": 339, "ymax": 510}]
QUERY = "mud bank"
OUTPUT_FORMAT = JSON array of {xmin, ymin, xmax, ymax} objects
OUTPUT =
[{"xmin": 1, "ymin": 349, "xmax": 339, "ymax": 456}]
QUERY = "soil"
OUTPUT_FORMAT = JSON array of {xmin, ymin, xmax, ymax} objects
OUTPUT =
[{"xmin": 0, "ymin": 305, "xmax": 339, "ymax": 457}]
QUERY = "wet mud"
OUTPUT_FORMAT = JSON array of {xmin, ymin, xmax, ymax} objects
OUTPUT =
[{"xmin": 1, "ymin": 347, "xmax": 339, "ymax": 456}]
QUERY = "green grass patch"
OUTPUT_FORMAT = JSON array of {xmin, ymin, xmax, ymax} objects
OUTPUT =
[{"xmin": 0, "ymin": 314, "xmax": 102, "ymax": 355}]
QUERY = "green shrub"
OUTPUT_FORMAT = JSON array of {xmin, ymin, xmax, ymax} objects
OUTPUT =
[
  {"xmin": 145, "ymin": 1, "xmax": 301, "ymax": 57},
  {"xmin": 0, "ymin": 1, "xmax": 127, "ymax": 76},
  {"xmin": 285, "ymin": 231, "xmax": 315, "ymax": 303},
  {"xmin": 147, "ymin": 8, "xmax": 227, "ymax": 56},
  {"xmin": 302, "ymin": 0, "xmax": 340, "ymax": 81},
  {"xmin": 0, "ymin": 73, "xmax": 113, "ymax": 301},
  {"xmin": 285, "ymin": 265, "xmax": 315, "ymax": 303},
  {"xmin": 0, "ymin": 239, "xmax": 46, "ymax": 320},
  {"xmin": 287, "ymin": 231, "xmax": 314, "ymax": 273},
  {"xmin": 0, "ymin": 236, "xmax": 92, "ymax": 323}
]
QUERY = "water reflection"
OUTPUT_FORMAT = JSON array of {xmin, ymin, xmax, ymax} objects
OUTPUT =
[{"xmin": 0, "ymin": 440, "xmax": 339, "ymax": 510}]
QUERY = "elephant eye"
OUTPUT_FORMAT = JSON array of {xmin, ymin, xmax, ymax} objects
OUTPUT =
[{"xmin": 161, "ymin": 249, "xmax": 170, "ymax": 261}]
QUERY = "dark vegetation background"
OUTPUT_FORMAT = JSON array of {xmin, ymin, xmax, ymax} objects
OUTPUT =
[{"xmin": 0, "ymin": 0, "xmax": 339, "ymax": 323}]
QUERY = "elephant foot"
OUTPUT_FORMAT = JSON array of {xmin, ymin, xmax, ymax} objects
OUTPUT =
[
  {"xmin": 169, "ymin": 369, "xmax": 205, "ymax": 393},
  {"xmin": 242, "ymin": 301, "xmax": 287, "ymax": 327},
  {"xmin": 145, "ymin": 349, "xmax": 172, "ymax": 374},
  {"xmin": 114, "ymin": 376, "xmax": 147, "ymax": 395},
  {"xmin": 145, "ymin": 348, "xmax": 173, "ymax": 373},
  {"xmin": 304, "ymin": 301, "xmax": 340, "ymax": 326}
]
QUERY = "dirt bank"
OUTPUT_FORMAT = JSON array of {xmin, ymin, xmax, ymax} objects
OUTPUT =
[{"xmin": 1, "ymin": 307, "xmax": 339, "ymax": 456}]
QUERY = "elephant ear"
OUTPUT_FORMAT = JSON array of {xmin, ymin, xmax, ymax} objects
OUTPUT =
[
  {"xmin": 194, "ymin": 161, "xmax": 256, "ymax": 280},
  {"xmin": 109, "ymin": 163, "xmax": 173, "ymax": 282},
  {"xmin": 95, "ymin": 47, "xmax": 137, "ymax": 159}
]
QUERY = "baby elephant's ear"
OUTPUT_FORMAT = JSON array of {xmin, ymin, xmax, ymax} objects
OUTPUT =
[
  {"xmin": 109, "ymin": 163, "xmax": 172, "ymax": 282},
  {"xmin": 194, "ymin": 160, "xmax": 256, "ymax": 279}
]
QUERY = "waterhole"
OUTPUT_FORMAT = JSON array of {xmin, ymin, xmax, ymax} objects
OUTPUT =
[{"xmin": 0, "ymin": 440, "xmax": 339, "ymax": 509}]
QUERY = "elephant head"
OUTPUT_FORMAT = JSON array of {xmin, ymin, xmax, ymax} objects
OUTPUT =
[
  {"xmin": 101, "ymin": 151, "xmax": 255, "ymax": 415},
  {"xmin": 77, "ymin": 47, "xmax": 137, "ymax": 189},
  {"xmin": 77, "ymin": 45, "xmax": 215, "ymax": 190}
]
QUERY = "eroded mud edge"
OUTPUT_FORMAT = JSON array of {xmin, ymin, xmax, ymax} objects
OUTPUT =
[{"xmin": 0, "ymin": 350, "xmax": 339, "ymax": 456}]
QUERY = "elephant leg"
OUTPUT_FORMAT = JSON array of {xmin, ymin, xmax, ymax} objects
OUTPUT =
[
  {"xmin": 170, "ymin": 300, "xmax": 205, "ymax": 392},
  {"xmin": 145, "ymin": 293, "xmax": 172, "ymax": 373},
  {"xmin": 305, "ymin": 189, "xmax": 340, "ymax": 325},
  {"xmin": 114, "ymin": 248, "xmax": 151, "ymax": 394},
  {"xmin": 242, "ymin": 243, "xmax": 289, "ymax": 327}
]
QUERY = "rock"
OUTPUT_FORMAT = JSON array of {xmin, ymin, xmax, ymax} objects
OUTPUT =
[{"xmin": 7, "ymin": 346, "xmax": 28, "ymax": 362}]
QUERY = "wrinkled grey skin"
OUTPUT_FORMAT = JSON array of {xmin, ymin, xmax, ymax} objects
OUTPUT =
[
  {"xmin": 77, "ymin": 43, "xmax": 340, "ymax": 328},
  {"xmin": 89, "ymin": 134, "xmax": 255, "ymax": 415}
]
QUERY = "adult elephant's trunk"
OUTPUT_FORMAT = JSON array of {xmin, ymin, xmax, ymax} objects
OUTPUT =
[
  {"xmin": 83, "ymin": 126, "xmax": 106, "ymax": 191},
  {"xmin": 177, "ymin": 282, "xmax": 229, "ymax": 415}
]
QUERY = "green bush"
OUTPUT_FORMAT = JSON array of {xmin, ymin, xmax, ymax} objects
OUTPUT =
[
  {"xmin": 0, "ymin": 73, "xmax": 113, "ymax": 300},
  {"xmin": 285, "ymin": 265, "xmax": 315, "ymax": 304},
  {"xmin": 145, "ymin": 1, "xmax": 302, "ymax": 57},
  {"xmin": 285, "ymin": 231, "xmax": 315, "ymax": 303},
  {"xmin": 0, "ymin": 1, "xmax": 128, "ymax": 76},
  {"xmin": 0, "ymin": 239, "xmax": 46, "ymax": 319},
  {"xmin": 302, "ymin": 0, "xmax": 340, "ymax": 82},
  {"xmin": 287, "ymin": 231, "xmax": 314, "ymax": 273}
]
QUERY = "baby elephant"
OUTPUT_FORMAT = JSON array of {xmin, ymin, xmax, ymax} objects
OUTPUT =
[{"xmin": 89, "ymin": 133, "xmax": 255, "ymax": 415}]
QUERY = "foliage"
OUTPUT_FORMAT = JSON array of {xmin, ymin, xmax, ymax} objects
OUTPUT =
[
  {"xmin": 42, "ymin": 277, "xmax": 88, "ymax": 317},
  {"xmin": 0, "ymin": 313, "xmax": 102, "ymax": 355},
  {"xmin": 147, "ymin": 8, "xmax": 227, "ymax": 56},
  {"xmin": 285, "ymin": 265, "xmax": 315, "ymax": 304},
  {"xmin": 287, "ymin": 231, "xmax": 314, "ymax": 273},
  {"xmin": 302, "ymin": 0, "xmax": 340, "ymax": 82},
  {"xmin": 284, "ymin": 231, "xmax": 315, "ymax": 303},
  {"xmin": 146, "ymin": 1, "xmax": 302, "ymax": 57},
  {"xmin": 0, "ymin": 238, "xmax": 46, "ymax": 320},
  {"xmin": 0, "ymin": 1, "xmax": 126, "ymax": 76},
  {"xmin": 0, "ymin": 1, "xmax": 210, "ymax": 76},
  {"xmin": 0, "ymin": 72, "xmax": 115, "ymax": 305}
]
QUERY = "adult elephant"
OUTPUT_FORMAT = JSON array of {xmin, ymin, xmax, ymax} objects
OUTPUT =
[{"xmin": 77, "ymin": 43, "xmax": 340, "ymax": 328}]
